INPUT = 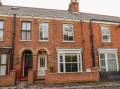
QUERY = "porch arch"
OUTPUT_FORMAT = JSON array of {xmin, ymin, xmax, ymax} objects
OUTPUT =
[{"xmin": 36, "ymin": 47, "xmax": 50, "ymax": 55}]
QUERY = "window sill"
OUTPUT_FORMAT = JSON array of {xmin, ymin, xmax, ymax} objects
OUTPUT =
[
  {"xmin": 102, "ymin": 41, "xmax": 111, "ymax": 43},
  {"xmin": 62, "ymin": 41, "xmax": 75, "ymax": 43},
  {"xmin": 58, "ymin": 71, "xmax": 83, "ymax": 73},
  {"xmin": 19, "ymin": 40, "xmax": 32, "ymax": 42},
  {"xmin": 39, "ymin": 40, "xmax": 49, "ymax": 42},
  {"xmin": 0, "ymin": 40, "xmax": 3, "ymax": 42},
  {"xmin": 0, "ymin": 75, "xmax": 6, "ymax": 77}
]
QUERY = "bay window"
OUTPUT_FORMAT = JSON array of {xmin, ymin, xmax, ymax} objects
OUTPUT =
[
  {"xmin": 57, "ymin": 49, "xmax": 82, "ymax": 73},
  {"xmin": 98, "ymin": 49, "xmax": 118, "ymax": 72}
]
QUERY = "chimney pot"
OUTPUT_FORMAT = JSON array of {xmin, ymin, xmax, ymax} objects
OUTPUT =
[{"xmin": 68, "ymin": 0, "xmax": 79, "ymax": 13}]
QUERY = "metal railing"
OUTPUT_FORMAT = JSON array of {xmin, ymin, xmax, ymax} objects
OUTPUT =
[{"xmin": 100, "ymin": 71, "xmax": 120, "ymax": 81}]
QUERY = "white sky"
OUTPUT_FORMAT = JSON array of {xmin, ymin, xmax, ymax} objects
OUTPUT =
[{"xmin": 2, "ymin": 0, "xmax": 120, "ymax": 17}]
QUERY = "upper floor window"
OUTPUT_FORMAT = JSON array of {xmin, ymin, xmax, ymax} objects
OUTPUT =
[
  {"xmin": 21, "ymin": 22, "xmax": 31, "ymax": 40},
  {"xmin": 63, "ymin": 24, "xmax": 74, "ymax": 41},
  {"xmin": 0, "ymin": 54, "xmax": 7, "ymax": 76},
  {"xmin": 101, "ymin": 26, "xmax": 111, "ymax": 42},
  {"xmin": 39, "ymin": 23, "xmax": 48, "ymax": 41},
  {"xmin": 0, "ymin": 21, "xmax": 4, "ymax": 41}
]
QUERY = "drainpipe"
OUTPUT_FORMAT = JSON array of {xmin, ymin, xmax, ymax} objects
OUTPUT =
[
  {"xmin": 89, "ymin": 19, "xmax": 120, "ymax": 67},
  {"xmin": 89, "ymin": 20, "xmax": 96, "ymax": 67},
  {"xmin": 10, "ymin": 14, "xmax": 16, "ymax": 70}
]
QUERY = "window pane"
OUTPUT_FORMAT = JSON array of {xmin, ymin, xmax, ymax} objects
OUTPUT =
[
  {"xmin": 100, "ymin": 54, "xmax": 105, "ymax": 59},
  {"xmin": 0, "ymin": 66, "xmax": 6, "ymax": 76},
  {"xmin": 27, "ymin": 32, "xmax": 31, "ymax": 40},
  {"xmin": 63, "ymin": 24, "xmax": 74, "ymax": 41},
  {"xmin": 65, "ymin": 63, "xmax": 72, "ymax": 72},
  {"xmin": 72, "ymin": 63, "xmax": 78, "ymax": 72},
  {"xmin": 103, "ymin": 35, "xmax": 109, "ymax": 41},
  {"xmin": 69, "ymin": 36, "xmax": 73, "ymax": 41},
  {"xmin": 65, "ymin": 55, "xmax": 71, "ymax": 62},
  {"xmin": 26, "ymin": 23, "xmax": 31, "ymax": 30},
  {"xmin": 100, "ymin": 60, "xmax": 106, "ymax": 67},
  {"xmin": 60, "ymin": 55, "xmax": 63, "ymax": 62},
  {"xmin": 0, "ymin": 31, "xmax": 3, "ymax": 40},
  {"xmin": 22, "ymin": 22, "xmax": 27, "ymax": 30},
  {"xmin": 60, "ymin": 63, "xmax": 63, "ymax": 72},
  {"xmin": 101, "ymin": 67, "xmax": 106, "ymax": 72},
  {"xmin": 64, "ymin": 35, "xmax": 68, "ymax": 41},
  {"xmin": 40, "ymin": 23, "xmax": 48, "ymax": 31},
  {"xmin": 107, "ymin": 54, "xmax": 116, "ymax": 59},
  {"xmin": 107, "ymin": 59, "xmax": 117, "ymax": 71},
  {"xmin": 101, "ymin": 28, "xmax": 109, "ymax": 34},
  {"xmin": 40, "ymin": 23, "xmax": 48, "ymax": 40},
  {"xmin": 22, "ymin": 31, "xmax": 27, "ymax": 40},
  {"xmin": 0, "ymin": 21, "xmax": 4, "ymax": 29},
  {"xmin": 22, "ymin": 22, "xmax": 31, "ymax": 30},
  {"xmin": 72, "ymin": 55, "xmax": 77, "ymax": 62},
  {"xmin": 65, "ymin": 63, "xmax": 78, "ymax": 72},
  {"xmin": 1, "ymin": 54, "xmax": 7, "ymax": 64}
]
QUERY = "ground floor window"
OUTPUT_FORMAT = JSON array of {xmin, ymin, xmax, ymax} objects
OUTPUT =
[
  {"xmin": 57, "ymin": 49, "xmax": 82, "ymax": 73},
  {"xmin": 0, "ymin": 54, "xmax": 7, "ymax": 76},
  {"xmin": 98, "ymin": 49, "xmax": 119, "ymax": 72}
]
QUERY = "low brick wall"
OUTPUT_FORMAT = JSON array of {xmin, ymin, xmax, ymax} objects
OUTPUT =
[
  {"xmin": 0, "ymin": 70, "xmax": 16, "ymax": 86},
  {"xmin": 28, "ymin": 69, "xmax": 35, "ymax": 84},
  {"xmin": 45, "ymin": 67, "xmax": 99, "ymax": 83}
]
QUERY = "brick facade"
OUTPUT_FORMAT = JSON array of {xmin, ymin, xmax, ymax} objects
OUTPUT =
[{"xmin": 0, "ymin": 0, "xmax": 120, "ymax": 86}]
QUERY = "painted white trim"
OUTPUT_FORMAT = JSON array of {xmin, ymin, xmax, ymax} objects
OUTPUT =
[
  {"xmin": 38, "ymin": 40, "xmax": 49, "ymax": 42},
  {"xmin": 38, "ymin": 54, "xmax": 47, "ymax": 77},
  {"xmin": 57, "ymin": 48, "xmax": 82, "ymax": 73},
  {"xmin": 98, "ymin": 48, "xmax": 118, "ymax": 53},
  {"xmin": 101, "ymin": 26, "xmax": 111, "ymax": 43},
  {"xmin": 19, "ymin": 40, "xmax": 32, "ymax": 42},
  {"xmin": 98, "ymin": 48, "xmax": 119, "ymax": 72},
  {"xmin": 39, "ymin": 23, "xmax": 49, "ymax": 41},
  {"xmin": 63, "ymin": 24, "xmax": 75, "ymax": 42},
  {"xmin": 62, "ymin": 41, "xmax": 75, "ymax": 43}
]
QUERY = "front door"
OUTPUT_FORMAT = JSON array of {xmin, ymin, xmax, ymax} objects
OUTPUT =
[
  {"xmin": 38, "ymin": 55, "xmax": 47, "ymax": 77},
  {"xmin": 23, "ymin": 51, "xmax": 32, "ymax": 77}
]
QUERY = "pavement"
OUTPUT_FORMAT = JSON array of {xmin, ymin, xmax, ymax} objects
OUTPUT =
[{"xmin": 1, "ymin": 81, "xmax": 120, "ymax": 89}]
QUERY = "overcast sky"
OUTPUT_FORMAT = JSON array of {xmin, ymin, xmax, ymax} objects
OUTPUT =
[{"xmin": 2, "ymin": 0, "xmax": 120, "ymax": 17}]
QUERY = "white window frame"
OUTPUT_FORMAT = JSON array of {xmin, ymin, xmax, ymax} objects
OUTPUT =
[
  {"xmin": 101, "ymin": 26, "xmax": 111, "ymax": 42},
  {"xmin": 63, "ymin": 24, "xmax": 74, "ymax": 42},
  {"xmin": 21, "ymin": 22, "xmax": 32, "ymax": 41},
  {"xmin": 57, "ymin": 48, "xmax": 82, "ymax": 73},
  {"xmin": 39, "ymin": 23, "xmax": 49, "ymax": 42},
  {"xmin": 0, "ymin": 20, "xmax": 4, "ymax": 41},
  {"xmin": 0, "ymin": 54, "xmax": 7, "ymax": 76},
  {"xmin": 98, "ymin": 49, "xmax": 119, "ymax": 72}
]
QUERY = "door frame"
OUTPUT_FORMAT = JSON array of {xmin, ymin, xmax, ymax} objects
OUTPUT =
[
  {"xmin": 22, "ymin": 51, "xmax": 33, "ymax": 77},
  {"xmin": 37, "ymin": 54, "xmax": 47, "ymax": 77}
]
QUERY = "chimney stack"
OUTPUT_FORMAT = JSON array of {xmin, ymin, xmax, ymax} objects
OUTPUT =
[
  {"xmin": 68, "ymin": 0, "xmax": 79, "ymax": 13},
  {"xmin": 0, "ymin": 0, "xmax": 2, "ymax": 6}
]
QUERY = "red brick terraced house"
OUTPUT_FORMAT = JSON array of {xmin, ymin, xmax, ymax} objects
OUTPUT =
[{"xmin": 0, "ymin": 0, "xmax": 120, "ymax": 86}]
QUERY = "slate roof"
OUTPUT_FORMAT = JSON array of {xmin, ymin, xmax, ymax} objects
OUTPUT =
[{"xmin": 0, "ymin": 5, "xmax": 120, "ymax": 22}]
